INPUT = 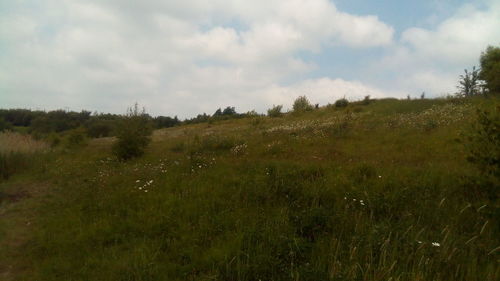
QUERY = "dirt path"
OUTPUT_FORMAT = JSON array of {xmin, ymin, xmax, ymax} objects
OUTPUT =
[{"xmin": 0, "ymin": 181, "xmax": 50, "ymax": 280}]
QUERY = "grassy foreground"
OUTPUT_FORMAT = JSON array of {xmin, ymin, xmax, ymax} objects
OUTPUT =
[{"xmin": 0, "ymin": 97, "xmax": 499, "ymax": 280}]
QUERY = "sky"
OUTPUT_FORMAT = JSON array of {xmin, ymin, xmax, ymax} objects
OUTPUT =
[{"xmin": 1, "ymin": 0, "xmax": 499, "ymax": 118}]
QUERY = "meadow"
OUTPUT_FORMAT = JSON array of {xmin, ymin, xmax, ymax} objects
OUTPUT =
[{"xmin": 0, "ymin": 97, "xmax": 498, "ymax": 281}]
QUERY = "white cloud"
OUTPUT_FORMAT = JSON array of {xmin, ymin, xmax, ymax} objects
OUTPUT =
[
  {"xmin": 255, "ymin": 78, "xmax": 396, "ymax": 112},
  {"xmin": 371, "ymin": 1, "xmax": 500, "ymax": 96},
  {"xmin": 0, "ymin": 0, "xmax": 396, "ymax": 117},
  {"xmin": 402, "ymin": 2, "xmax": 500, "ymax": 64}
]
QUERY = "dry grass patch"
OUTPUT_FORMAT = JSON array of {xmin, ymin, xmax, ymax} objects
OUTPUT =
[{"xmin": 0, "ymin": 132, "xmax": 49, "ymax": 154}]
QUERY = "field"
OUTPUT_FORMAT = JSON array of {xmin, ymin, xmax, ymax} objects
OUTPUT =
[{"xmin": 0, "ymin": 97, "xmax": 498, "ymax": 280}]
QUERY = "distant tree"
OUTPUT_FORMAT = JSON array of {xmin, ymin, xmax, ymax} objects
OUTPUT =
[
  {"xmin": 479, "ymin": 45, "xmax": 500, "ymax": 94},
  {"xmin": 362, "ymin": 95, "xmax": 371, "ymax": 105},
  {"xmin": 334, "ymin": 98, "xmax": 349, "ymax": 108},
  {"xmin": 293, "ymin": 96, "xmax": 313, "ymax": 112},
  {"xmin": 85, "ymin": 120, "xmax": 114, "ymax": 138},
  {"xmin": 154, "ymin": 115, "xmax": 180, "ymax": 128},
  {"xmin": 457, "ymin": 67, "xmax": 481, "ymax": 96},
  {"xmin": 420, "ymin": 92, "xmax": 425, "ymax": 99},
  {"xmin": 0, "ymin": 117, "xmax": 12, "ymax": 132},
  {"xmin": 112, "ymin": 103, "xmax": 153, "ymax": 160},
  {"xmin": 267, "ymin": 105, "xmax": 283, "ymax": 117},
  {"xmin": 222, "ymin": 106, "xmax": 236, "ymax": 116},
  {"xmin": 213, "ymin": 108, "xmax": 222, "ymax": 117}
]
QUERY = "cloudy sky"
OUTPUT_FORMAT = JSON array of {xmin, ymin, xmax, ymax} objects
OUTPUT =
[{"xmin": 1, "ymin": 0, "xmax": 499, "ymax": 118}]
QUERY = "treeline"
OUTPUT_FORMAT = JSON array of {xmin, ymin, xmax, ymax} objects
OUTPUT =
[
  {"xmin": 0, "ymin": 105, "xmax": 260, "ymax": 138},
  {"xmin": 0, "ymin": 109, "xmax": 178, "ymax": 138}
]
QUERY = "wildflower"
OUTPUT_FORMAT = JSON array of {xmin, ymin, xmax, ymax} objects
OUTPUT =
[
  {"xmin": 417, "ymin": 240, "xmax": 422, "ymax": 244},
  {"xmin": 136, "ymin": 180, "xmax": 140, "ymax": 183},
  {"xmin": 432, "ymin": 242, "xmax": 440, "ymax": 247},
  {"xmin": 378, "ymin": 175, "xmax": 382, "ymax": 178}
]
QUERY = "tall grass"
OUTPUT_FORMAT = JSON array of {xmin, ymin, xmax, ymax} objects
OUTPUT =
[
  {"xmin": 0, "ymin": 131, "xmax": 49, "ymax": 180},
  {"xmin": 4, "ymin": 97, "xmax": 500, "ymax": 280}
]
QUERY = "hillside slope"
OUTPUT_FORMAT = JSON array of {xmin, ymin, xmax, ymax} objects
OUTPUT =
[{"xmin": 1, "ymin": 97, "xmax": 499, "ymax": 281}]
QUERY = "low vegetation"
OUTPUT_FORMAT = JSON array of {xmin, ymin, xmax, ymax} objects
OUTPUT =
[
  {"xmin": 293, "ymin": 96, "xmax": 314, "ymax": 112},
  {"xmin": 112, "ymin": 104, "xmax": 153, "ymax": 160},
  {"xmin": 0, "ymin": 95, "xmax": 499, "ymax": 281},
  {"xmin": 0, "ymin": 131, "xmax": 49, "ymax": 180}
]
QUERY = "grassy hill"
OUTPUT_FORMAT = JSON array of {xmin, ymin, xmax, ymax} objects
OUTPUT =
[{"xmin": 1, "ymin": 97, "xmax": 499, "ymax": 281}]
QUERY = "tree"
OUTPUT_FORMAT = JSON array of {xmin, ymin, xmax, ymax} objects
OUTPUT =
[
  {"xmin": 112, "ymin": 103, "xmax": 153, "ymax": 160},
  {"xmin": 334, "ymin": 98, "xmax": 349, "ymax": 108},
  {"xmin": 213, "ymin": 108, "xmax": 222, "ymax": 117},
  {"xmin": 457, "ymin": 66, "xmax": 480, "ymax": 96},
  {"xmin": 267, "ymin": 105, "xmax": 283, "ymax": 117},
  {"xmin": 293, "ymin": 96, "xmax": 313, "ymax": 112},
  {"xmin": 222, "ymin": 106, "xmax": 236, "ymax": 115},
  {"xmin": 479, "ymin": 45, "xmax": 500, "ymax": 94}
]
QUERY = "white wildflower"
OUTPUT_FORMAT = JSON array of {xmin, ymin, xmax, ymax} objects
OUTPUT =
[{"xmin": 432, "ymin": 242, "xmax": 440, "ymax": 247}]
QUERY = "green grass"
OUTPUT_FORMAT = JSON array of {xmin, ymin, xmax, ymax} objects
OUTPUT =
[{"xmin": 0, "ymin": 97, "xmax": 499, "ymax": 281}]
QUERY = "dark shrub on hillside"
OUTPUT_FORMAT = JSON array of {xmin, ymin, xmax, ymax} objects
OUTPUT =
[
  {"xmin": 86, "ymin": 120, "xmax": 114, "ymax": 138},
  {"xmin": 464, "ymin": 106, "xmax": 500, "ymax": 194},
  {"xmin": 112, "ymin": 104, "xmax": 153, "ymax": 160},
  {"xmin": 65, "ymin": 128, "xmax": 88, "ymax": 148},
  {"xmin": 0, "ymin": 117, "xmax": 12, "ymax": 132},
  {"xmin": 267, "ymin": 105, "xmax": 283, "ymax": 117},
  {"xmin": 362, "ymin": 95, "xmax": 371, "ymax": 105},
  {"xmin": 335, "ymin": 98, "xmax": 349, "ymax": 108},
  {"xmin": 293, "ymin": 96, "xmax": 313, "ymax": 112}
]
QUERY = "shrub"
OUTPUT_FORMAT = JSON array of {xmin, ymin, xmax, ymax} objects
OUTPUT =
[
  {"xmin": 0, "ymin": 117, "xmax": 12, "ymax": 132},
  {"xmin": 362, "ymin": 95, "xmax": 371, "ymax": 105},
  {"xmin": 112, "ymin": 104, "xmax": 153, "ymax": 160},
  {"xmin": 293, "ymin": 96, "xmax": 313, "ymax": 112},
  {"xmin": 86, "ymin": 120, "xmax": 114, "ymax": 138},
  {"xmin": 334, "ymin": 98, "xmax": 349, "ymax": 108},
  {"xmin": 479, "ymin": 45, "xmax": 500, "ymax": 94},
  {"xmin": 464, "ymin": 106, "xmax": 499, "ymax": 183},
  {"xmin": 65, "ymin": 128, "xmax": 87, "ymax": 148},
  {"xmin": 267, "ymin": 105, "xmax": 283, "ymax": 117}
]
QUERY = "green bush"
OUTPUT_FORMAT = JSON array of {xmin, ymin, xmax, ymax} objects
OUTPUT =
[
  {"xmin": 267, "ymin": 105, "xmax": 283, "ymax": 117},
  {"xmin": 0, "ymin": 117, "xmax": 12, "ymax": 132},
  {"xmin": 293, "ymin": 96, "xmax": 313, "ymax": 112},
  {"xmin": 112, "ymin": 104, "xmax": 152, "ymax": 160},
  {"xmin": 86, "ymin": 120, "xmax": 114, "ymax": 138},
  {"xmin": 464, "ymin": 105, "xmax": 500, "ymax": 191},
  {"xmin": 334, "ymin": 98, "xmax": 349, "ymax": 108},
  {"xmin": 65, "ymin": 128, "xmax": 87, "ymax": 148},
  {"xmin": 362, "ymin": 95, "xmax": 371, "ymax": 105}
]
